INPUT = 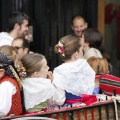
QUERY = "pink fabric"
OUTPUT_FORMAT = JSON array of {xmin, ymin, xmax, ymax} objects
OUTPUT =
[{"xmin": 65, "ymin": 94, "xmax": 97, "ymax": 105}]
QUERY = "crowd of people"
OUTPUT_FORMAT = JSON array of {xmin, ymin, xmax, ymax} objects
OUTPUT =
[{"xmin": 0, "ymin": 11, "xmax": 118, "ymax": 118}]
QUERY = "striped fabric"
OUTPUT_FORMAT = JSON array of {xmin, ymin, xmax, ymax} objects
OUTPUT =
[{"xmin": 100, "ymin": 74, "xmax": 120, "ymax": 95}]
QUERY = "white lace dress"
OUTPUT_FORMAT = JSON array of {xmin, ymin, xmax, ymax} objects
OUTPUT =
[{"xmin": 53, "ymin": 59, "xmax": 95, "ymax": 97}]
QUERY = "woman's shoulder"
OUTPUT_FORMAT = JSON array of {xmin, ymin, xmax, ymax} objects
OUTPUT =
[{"xmin": 84, "ymin": 48, "xmax": 103, "ymax": 59}]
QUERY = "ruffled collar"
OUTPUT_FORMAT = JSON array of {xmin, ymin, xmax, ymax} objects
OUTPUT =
[{"xmin": 22, "ymin": 77, "xmax": 55, "ymax": 109}]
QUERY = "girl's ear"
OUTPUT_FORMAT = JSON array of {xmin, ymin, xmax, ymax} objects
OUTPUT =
[
  {"xmin": 32, "ymin": 71, "xmax": 39, "ymax": 77},
  {"xmin": 73, "ymin": 51, "xmax": 79, "ymax": 59}
]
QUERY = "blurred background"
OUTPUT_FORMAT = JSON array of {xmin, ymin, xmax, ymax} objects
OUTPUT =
[{"xmin": 0, "ymin": 0, "xmax": 120, "ymax": 76}]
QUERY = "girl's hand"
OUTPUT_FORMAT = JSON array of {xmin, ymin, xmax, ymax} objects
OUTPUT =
[{"xmin": 47, "ymin": 71, "xmax": 54, "ymax": 81}]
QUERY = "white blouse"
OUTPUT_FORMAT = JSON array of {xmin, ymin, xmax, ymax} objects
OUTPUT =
[
  {"xmin": 0, "ymin": 81, "xmax": 16, "ymax": 117},
  {"xmin": 53, "ymin": 59, "xmax": 95, "ymax": 96},
  {"xmin": 48, "ymin": 85, "xmax": 65, "ymax": 106},
  {"xmin": 84, "ymin": 48, "xmax": 103, "ymax": 60}
]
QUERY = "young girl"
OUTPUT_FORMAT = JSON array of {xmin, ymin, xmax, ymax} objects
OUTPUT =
[
  {"xmin": 87, "ymin": 57, "xmax": 109, "ymax": 74},
  {"xmin": 21, "ymin": 53, "xmax": 55, "ymax": 112},
  {"xmin": 52, "ymin": 34, "xmax": 96, "ymax": 106},
  {"xmin": 0, "ymin": 45, "xmax": 23, "ymax": 117},
  {"xmin": 87, "ymin": 57, "xmax": 109, "ymax": 94},
  {"xmin": 0, "ymin": 45, "xmax": 19, "ymax": 67}
]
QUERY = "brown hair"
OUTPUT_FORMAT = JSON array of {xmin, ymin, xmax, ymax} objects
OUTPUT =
[
  {"xmin": 0, "ymin": 45, "xmax": 18, "ymax": 61},
  {"xmin": 84, "ymin": 29, "xmax": 103, "ymax": 49},
  {"xmin": 21, "ymin": 53, "xmax": 45, "ymax": 77},
  {"xmin": 87, "ymin": 57, "xmax": 108, "ymax": 74},
  {"xmin": 54, "ymin": 35, "xmax": 81, "ymax": 61},
  {"xmin": 13, "ymin": 37, "xmax": 30, "ymax": 52}
]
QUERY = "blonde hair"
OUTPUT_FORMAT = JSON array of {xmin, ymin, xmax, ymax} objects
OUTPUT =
[
  {"xmin": 87, "ymin": 57, "xmax": 108, "ymax": 74},
  {"xmin": 54, "ymin": 35, "xmax": 81, "ymax": 61},
  {"xmin": 21, "ymin": 53, "xmax": 45, "ymax": 77},
  {"xmin": 0, "ymin": 45, "xmax": 18, "ymax": 61},
  {"xmin": 0, "ymin": 46, "xmax": 22, "ymax": 89}
]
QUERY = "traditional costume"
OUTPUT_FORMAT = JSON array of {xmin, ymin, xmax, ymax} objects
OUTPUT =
[
  {"xmin": 52, "ymin": 59, "xmax": 95, "ymax": 104},
  {"xmin": 0, "ymin": 52, "xmax": 22, "ymax": 117},
  {"xmin": 22, "ymin": 77, "xmax": 55, "ymax": 112}
]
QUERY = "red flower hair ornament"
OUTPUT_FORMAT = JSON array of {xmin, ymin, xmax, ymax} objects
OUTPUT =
[
  {"xmin": 57, "ymin": 40, "xmax": 65, "ymax": 57},
  {"xmin": 17, "ymin": 61, "xmax": 27, "ymax": 78}
]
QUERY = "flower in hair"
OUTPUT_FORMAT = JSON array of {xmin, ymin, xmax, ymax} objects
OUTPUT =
[
  {"xmin": 17, "ymin": 61, "xmax": 27, "ymax": 78},
  {"xmin": 57, "ymin": 40, "xmax": 65, "ymax": 57},
  {"xmin": 17, "ymin": 66, "xmax": 27, "ymax": 78}
]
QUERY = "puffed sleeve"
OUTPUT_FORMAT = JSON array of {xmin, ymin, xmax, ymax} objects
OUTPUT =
[
  {"xmin": 0, "ymin": 81, "xmax": 16, "ymax": 117},
  {"xmin": 48, "ymin": 85, "xmax": 65, "ymax": 106}
]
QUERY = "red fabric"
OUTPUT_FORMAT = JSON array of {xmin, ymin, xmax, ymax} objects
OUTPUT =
[
  {"xmin": 105, "ymin": 3, "xmax": 116, "ymax": 24},
  {"xmin": 100, "ymin": 74, "xmax": 120, "ymax": 95},
  {"xmin": 65, "ymin": 94, "xmax": 97, "ymax": 105},
  {"xmin": 0, "ymin": 75, "xmax": 22, "ymax": 116},
  {"xmin": 95, "ymin": 74, "xmax": 101, "ymax": 80},
  {"xmin": 65, "ymin": 98, "xmax": 82, "ymax": 104}
]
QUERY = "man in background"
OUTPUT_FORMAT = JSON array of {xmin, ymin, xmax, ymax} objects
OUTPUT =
[
  {"xmin": 71, "ymin": 15, "xmax": 88, "ymax": 37},
  {"xmin": 11, "ymin": 37, "xmax": 30, "ymax": 60},
  {"xmin": 0, "ymin": 11, "xmax": 31, "ymax": 46}
]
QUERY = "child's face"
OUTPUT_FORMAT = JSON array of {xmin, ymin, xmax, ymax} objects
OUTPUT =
[{"xmin": 37, "ymin": 58, "xmax": 49, "ymax": 78}]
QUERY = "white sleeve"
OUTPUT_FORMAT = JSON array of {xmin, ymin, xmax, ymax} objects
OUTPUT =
[
  {"xmin": 0, "ymin": 39, "xmax": 11, "ymax": 46},
  {"xmin": 48, "ymin": 85, "xmax": 65, "ymax": 106},
  {"xmin": 83, "ymin": 61, "xmax": 95, "ymax": 94},
  {"xmin": 0, "ymin": 81, "xmax": 16, "ymax": 117}
]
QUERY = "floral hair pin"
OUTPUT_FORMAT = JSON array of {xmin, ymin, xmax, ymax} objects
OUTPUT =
[
  {"xmin": 17, "ymin": 66, "xmax": 27, "ymax": 78},
  {"xmin": 57, "ymin": 40, "xmax": 65, "ymax": 57},
  {"xmin": 17, "ymin": 61, "xmax": 27, "ymax": 78}
]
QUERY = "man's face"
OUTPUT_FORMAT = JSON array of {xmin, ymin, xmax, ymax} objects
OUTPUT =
[
  {"xmin": 72, "ymin": 18, "xmax": 87, "ymax": 37},
  {"xmin": 11, "ymin": 39, "xmax": 28, "ymax": 60},
  {"xmin": 18, "ymin": 20, "xmax": 29, "ymax": 37}
]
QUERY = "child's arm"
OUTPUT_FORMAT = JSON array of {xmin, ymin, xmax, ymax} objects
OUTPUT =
[
  {"xmin": 48, "ymin": 86, "xmax": 65, "ymax": 106},
  {"xmin": 0, "ymin": 81, "xmax": 16, "ymax": 117}
]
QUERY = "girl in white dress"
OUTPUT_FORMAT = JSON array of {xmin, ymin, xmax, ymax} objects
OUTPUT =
[
  {"xmin": 50, "ymin": 35, "xmax": 95, "ymax": 106},
  {"xmin": 21, "ymin": 53, "xmax": 55, "ymax": 112}
]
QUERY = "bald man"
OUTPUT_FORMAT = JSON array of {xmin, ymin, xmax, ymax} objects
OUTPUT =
[{"xmin": 71, "ymin": 15, "xmax": 88, "ymax": 37}]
